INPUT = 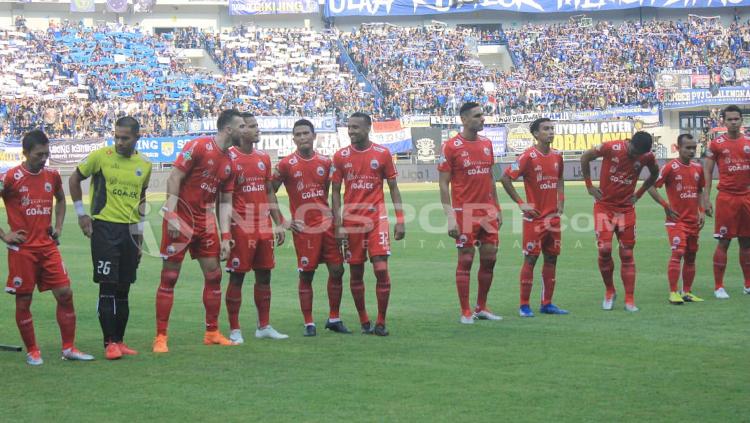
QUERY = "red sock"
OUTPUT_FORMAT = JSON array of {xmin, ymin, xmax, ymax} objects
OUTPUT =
[
  {"xmin": 598, "ymin": 248, "xmax": 615, "ymax": 298},
  {"xmin": 299, "ymin": 278, "xmax": 313, "ymax": 325},
  {"xmin": 683, "ymin": 251, "xmax": 697, "ymax": 293},
  {"xmin": 519, "ymin": 260, "xmax": 534, "ymax": 306},
  {"xmin": 713, "ymin": 246, "xmax": 727, "ymax": 290},
  {"xmin": 668, "ymin": 250, "xmax": 683, "ymax": 292},
  {"xmin": 55, "ymin": 290, "xmax": 76, "ymax": 350},
  {"xmin": 254, "ymin": 283, "xmax": 271, "ymax": 328},
  {"xmin": 15, "ymin": 295, "xmax": 37, "ymax": 352},
  {"xmin": 740, "ymin": 248, "xmax": 750, "ymax": 289},
  {"xmin": 349, "ymin": 264, "xmax": 369, "ymax": 324},
  {"xmin": 373, "ymin": 261, "xmax": 390, "ymax": 326},
  {"xmin": 203, "ymin": 269, "xmax": 222, "ymax": 332},
  {"xmin": 620, "ymin": 248, "xmax": 636, "ymax": 305},
  {"xmin": 225, "ymin": 282, "xmax": 242, "ymax": 331},
  {"xmin": 327, "ymin": 275, "xmax": 343, "ymax": 320},
  {"xmin": 156, "ymin": 269, "xmax": 179, "ymax": 336},
  {"xmin": 456, "ymin": 252, "xmax": 473, "ymax": 317},
  {"xmin": 476, "ymin": 258, "xmax": 495, "ymax": 311},
  {"xmin": 541, "ymin": 261, "xmax": 556, "ymax": 305}
]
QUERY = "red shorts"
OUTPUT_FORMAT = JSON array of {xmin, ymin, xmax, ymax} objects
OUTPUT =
[
  {"xmin": 160, "ymin": 214, "xmax": 219, "ymax": 262},
  {"xmin": 344, "ymin": 218, "xmax": 391, "ymax": 264},
  {"xmin": 522, "ymin": 215, "xmax": 562, "ymax": 256},
  {"xmin": 293, "ymin": 225, "xmax": 343, "ymax": 272},
  {"xmin": 665, "ymin": 222, "xmax": 699, "ymax": 253},
  {"xmin": 226, "ymin": 225, "xmax": 275, "ymax": 272},
  {"xmin": 455, "ymin": 209, "xmax": 500, "ymax": 248},
  {"xmin": 594, "ymin": 203, "xmax": 636, "ymax": 249},
  {"xmin": 5, "ymin": 246, "xmax": 70, "ymax": 295},
  {"xmin": 714, "ymin": 191, "xmax": 750, "ymax": 239}
]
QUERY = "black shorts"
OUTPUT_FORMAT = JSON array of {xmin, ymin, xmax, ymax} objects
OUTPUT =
[{"xmin": 91, "ymin": 220, "xmax": 141, "ymax": 284}]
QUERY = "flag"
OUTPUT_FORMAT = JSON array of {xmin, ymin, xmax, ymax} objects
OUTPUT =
[
  {"xmin": 107, "ymin": 0, "xmax": 129, "ymax": 13},
  {"xmin": 133, "ymin": 0, "xmax": 156, "ymax": 13},
  {"xmin": 70, "ymin": 0, "xmax": 95, "ymax": 12}
]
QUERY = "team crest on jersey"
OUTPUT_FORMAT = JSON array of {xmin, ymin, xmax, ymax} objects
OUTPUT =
[
  {"xmin": 744, "ymin": 145, "xmax": 750, "ymax": 154},
  {"xmin": 341, "ymin": 148, "xmax": 350, "ymax": 157},
  {"xmin": 454, "ymin": 139, "xmax": 463, "ymax": 147},
  {"xmin": 44, "ymin": 182, "xmax": 52, "ymax": 192},
  {"xmin": 530, "ymin": 152, "xmax": 537, "ymax": 159},
  {"xmin": 458, "ymin": 234, "xmax": 468, "ymax": 245},
  {"xmin": 13, "ymin": 170, "xmax": 22, "ymax": 180},
  {"xmin": 483, "ymin": 147, "xmax": 491, "ymax": 156},
  {"xmin": 300, "ymin": 256, "xmax": 309, "ymax": 266},
  {"xmin": 370, "ymin": 159, "xmax": 379, "ymax": 170},
  {"xmin": 290, "ymin": 157, "xmax": 298, "ymax": 165},
  {"xmin": 224, "ymin": 165, "xmax": 231, "ymax": 175},
  {"xmin": 719, "ymin": 226, "xmax": 728, "ymax": 235},
  {"xmin": 231, "ymin": 258, "xmax": 240, "ymax": 268},
  {"xmin": 316, "ymin": 166, "xmax": 325, "ymax": 176},
  {"xmin": 671, "ymin": 236, "xmax": 681, "ymax": 249},
  {"xmin": 671, "ymin": 162, "xmax": 679, "ymax": 170},
  {"xmin": 613, "ymin": 143, "xmax": 622, "ymax": 151},
  {"xmin": 694, "ymin": 173, "xmax": 700, "ymax": 181},
  {"xmin": 205, "ymin": 142, "xmax": 213, "ymax": 151},
  {"xmin": 166, "ymin": 245, "xmax": 176, "ymax": 255},
  {"xmin": 526, "ymin": 242, "xmax": 535, "ymax": 251},
  {"xmin": 135, "ymin": 168, "xmax": 143, "ymax": 177},
  {"xmin": 258, "ymin": 161, "xmax": 266, "ymax": 171},
  {"xmin": 12, "ymin": 276, "xmax": 22, "ymax": 288}
]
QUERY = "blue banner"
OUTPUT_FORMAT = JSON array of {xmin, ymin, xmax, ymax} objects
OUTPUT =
[
  {"xmin": 662, "ymin": 87, "xmax": 750, "ymax": 109},
  {"xmin": 107, "ymin": 136, "xmax": 195, "ymax": 163},
  {"xmin": 325, "ymin": 0, "xmax": 750, "ymax": 17},
  {"xmin": 230, "ymin": 0, "xmax": 318, "ymax": 14},
  {"xmin": 188, "ymin": 116, "xmax": 337, "ymax": 134},
  {"xmin": 479, "ymin": 126, "xmax": 507, "ymax": 157}
]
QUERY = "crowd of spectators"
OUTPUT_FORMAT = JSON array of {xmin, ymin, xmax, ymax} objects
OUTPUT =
[{"xmin": 1, "ymin": 18, "xmax": 750, "ymax": 141}]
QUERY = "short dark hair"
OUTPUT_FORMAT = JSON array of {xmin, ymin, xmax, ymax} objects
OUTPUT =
[
  {"xmin": 459, "ymin": 102, "xmax": 481, "ymax": 117},
  {"xmin": 293, "ymin": 119, "xmax": 315, "ymax": 134},
  {"xmin": 721, "ymin": 105, "xmax": 742, "ymax": 119},
  {"xmin": 216, "ymin": 109, "xmax": 242, "ymax": 131},
  {"xmin": 240, "ymin": 112, "xmax": 255, "ymax": 119},
  {"xmin": 677, "ymin": 133, "xmax": 694, "ymax": 146},
  {"xmin": 630, "ymin": 131, "xmax": 653, "ymax": 154},
  {"xmin": 530, "ymin": 118, "xmax": 552, "ymax": 134},
  {"xmin": 349, "ymin": 112, "xmax": 371, "ymax": 126},
  {"xmin": 22, "ymin": 129, "xmax": 49, "ymax": 152},
  {"xmin": 115, "ymin": 116, "xmax": 140, "ymax": 135}
]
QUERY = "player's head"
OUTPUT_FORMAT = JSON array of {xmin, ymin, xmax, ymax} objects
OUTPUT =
[
  {"xmin": 347, "ymin": 112, "xmax": 371, "ymax": 145},
  {"xmin": 216, "ymin": 109, "xmax": 245, "ymax": 148},
  {"xmin": 114, "ymin": 116, "xmax": 140, "ymax": 158},
  {"xmin": 721, "ymin": 105, "xmax": 742, "ymax": 134},
  {"xmin": 530, "ymin": 118, "xmax": 554, "ymax": 145},
  {"xmin": 292, "ymin": 119, "xmax": 316, "ymax": 154},
  {"xmin": 676, "ymin": 133, "xmax": 696, "ymax": 161},
  {"xmin": 459, "ymin": 102, "xmax": 484, "ymax": 133},
  {"xmin": 240, "ymin": 112, "xmax": 259, "ymax": 145},
  {"xmin": 627, "ymin": 131, "xmax": 653, "ymax": 157},
  {"xmin": 21, "ymin": 129, "xmax": 50, "ymax": 172}
]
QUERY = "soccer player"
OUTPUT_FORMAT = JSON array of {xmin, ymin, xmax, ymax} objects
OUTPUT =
[
  {"xmin": 224, "ymin": 112, "xmax": 289, "ymax": 342},
  {"xmin": 1, "ymin": 130, "xmax": 94, "ymax": 365},
  {"xmin": 702, "ymin": 104, "xmax": 750, "ymax": 298},
  {"xmin": 500, "ymin": 118, "xmax": 568, "ymax": 317},
  {"xmin": 153, "ymin": 109, "xmax": 242, "ymax": 353},
  {"xmin": 438, "ymin": 102, "xmax": 502, "ymax": 324},
  {"xmin": 331, "ymin": 112, "xmax": 405, "ymax": 336},
  {"xmin": 647, "ymin": 134, "xmax": 705, "ymax": 304},
  {"xmin": 70, "ymin": 116, "xmax": 151, "ymax": 360},
  {"xmin": 272, "ymin": 119, "xmax": 349, "ymax": 336},
  {"xmin": 581, "ymin": 131, "xmax": 659, "ymax": 312}
]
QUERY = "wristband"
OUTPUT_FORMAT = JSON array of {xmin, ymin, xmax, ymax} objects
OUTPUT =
[
  {"xmin": 221, "ymin": 232, "xmax": 232, "ymax": 241},
  {"xmin": 395, "ymin": 210, "xmax": 404, "ymax": 225},
  {"xmin": 74, "ymin": 200, "xmax": 85, "ymax": 217},
  {"xmin": 584, "ymin": 178, "xmax": 593, "ymax": 189}
]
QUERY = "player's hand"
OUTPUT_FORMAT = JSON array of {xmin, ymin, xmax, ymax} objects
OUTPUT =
[
  {"xmin": 283, "ymin": 219, "xmax": 304, "ymax": 233},
  {"xmin": 220, "ymin": 238, "xmax": 234, "ymax": 261},
  {"xmin": 519, "ymin": 203, "xmax": 540, "ymax": 219},
  {"xmin": 48, "ymin": 227, "xmax": 61, "ymax": 245},
  {"xmin": 78, "ymin": 214, "xmax": 93, "ymax": 238},
  {"xmin": 698, "ymin": 212, "xmax": 706, "ymax": 230},
  {"xmin": 167, "ymin": 217, "xmax": 181, "ymax": 240},
  {"xmin": 629, "ymin": 195, "xmax": 640, "ymax": 205},
  {"xmin": 664, "ymin": 207, "xmax": 679, "ymax": 221},
  {"xmin": 2, "ymin": 229, "xmax": 26, "ymax": 245},
  {"xmin": 334, "ymin": 225, "xmax": 347, "ymax": 247},
  {"xmin": 274, "ymin": 226, "xmax": 286, "ymax": 246},
  {"xmin": 587, "ymin": 186, "xmax": 603, "ymax": 201},
  {"xmin": 394, "ymin": 222, "xmax": 405, "ymax": 241},
  {"xmin": 447, "ymin": 216, "xmax": 459, "ymax": 239},
  {"xmin": 496, "ymin": 212, "xmax": 503, "ymax": 228},
  {"xmin": 704, "ymin": 202, "xmax": 714, "ymax": 217}
]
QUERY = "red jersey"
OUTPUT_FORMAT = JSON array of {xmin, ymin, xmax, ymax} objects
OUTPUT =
[
  {"xmin": 437, "ymin": 133, "xmax": 498, "ymax": 214},
  {"xmin": 596, "ymin": 140, "xmax": 656, "ymax": 210},
  {"xmin": 504, "ymin": 145, "xmax": 563, "ymax": 219},
  {"xmin": 655, "ymin": 159, "xmax": 705, "ymax": 226},
  {"xmin": 172, "ymin": 136, "xmax": 234, "ymax": 219},
  {"xmin": 274, "ymin": 151, "xmax": 333, "ymax": 227},
  {"xmin": 706, "ymin": 134, "xmax": 750, "ymax": 195},
  {"xmin": 228, "ymin": 146, "xmax": 272, "ymax": 230},
  {"xmin": 332, "ymin": 143, "xmax": 397, "ymax": 225},
  {"xmin": 0, "ymin": 165, "xmax": 62, "ymax": 249}
]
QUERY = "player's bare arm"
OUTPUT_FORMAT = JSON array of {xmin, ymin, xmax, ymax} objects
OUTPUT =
[
  {"xmin": 489, "ymin": 171, "xmax": 502, "ymax": 228},
  {"xmin": 500, "ymin": 172, "xmax": 540, "ymax": 219},
  {"xmin": 438, "ymin": 171, "xmax": 458, "ymax": 239},
  {"xmin": 580, "ymin": 148, "xmax": 603, "ymax": 200},
  {"xmin": 68, "ymin": 170, "xmax": 92, "ymax": 238},
  {"xmin": 632, "ymin": 161, "xmax": 660, "ymax": 204},
  {"xmin": 386, "ymin": 178, "xmax": 405, "ymax": 240},
  {"xmin": 697, "ymin": 186, "xmax": 706, "ymax": 229},
  {"xmin": 270, "ymin": 178, "xmax": 282, "ymax": 193},
  {"xmin": 701, "ymin": 156, "xmax": 715, "ymax": 217},
  {"xmin": 647, "ymin": 186, "xmax": 679, "ymax": 220},
  {"xmin": 331, "ymin": 180, "xmax": 345, "ymax": 245},
  {"xmin": 266, "ymin": 180, "xmax": 288, "ymax": 246},
  {"xmin": 52, "ymin": 182, "xmax": 65, "ymax": 241},
  {"xmin": 218, "ymin": 191, "xmax": 233, "ymax": 261},
  {"xmin": 557, "ymin": 171, "xmax": 565, "ymax": 216},
  {"xmin": 165, "ymin": 167, "xmax": 188, "ymax": 239}
]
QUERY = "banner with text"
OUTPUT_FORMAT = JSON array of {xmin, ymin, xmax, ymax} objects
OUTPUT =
[
  {"xmin": 0, "ymin": 144, "xmax": 23, "ymax": 173},
  {"xmin": 411, "ymin": 128, "xmax": 442, "ymax": 162},
  {"xmin": 662, "ymin": 87, "xmax": 750, "ymax": 109},
  {"xmin": 187, "ymin": 116, "xmax": 337, "ymax": 134},
  {"xmin": 50, "ymin": 138, "xmax": 107, "ymax": 166},
  {"xmin": 505, "ymin": 120, "xmax": 637, "ymax": 153},
  {"xmin": 229, "ymin": 0, "xmax": 319, "ymax": 14}
]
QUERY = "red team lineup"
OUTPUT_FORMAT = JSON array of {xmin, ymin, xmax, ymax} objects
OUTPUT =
[{"xmin": 1, "ymin": 104, "xmax": 750, "ymax": 365}]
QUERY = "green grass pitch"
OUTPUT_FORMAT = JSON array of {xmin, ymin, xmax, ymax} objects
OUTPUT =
[{"xmin": 0, "ymin": 184, "xmax": 747, "ymax": 422}]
